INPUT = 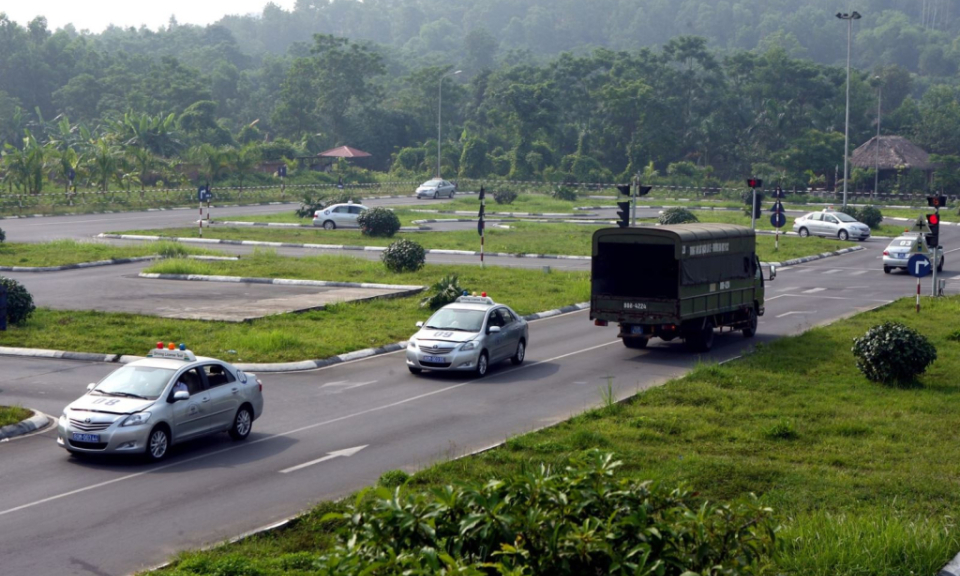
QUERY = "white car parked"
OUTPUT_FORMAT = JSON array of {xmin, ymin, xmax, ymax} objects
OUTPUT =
[{"xmin": 312, "ymin": 203, "xmax": 368, "ymax": 229}]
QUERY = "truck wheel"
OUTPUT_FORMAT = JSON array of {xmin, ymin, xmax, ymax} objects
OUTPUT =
[
  {"xmin": 623, "ymin": 337, "xmax": 648, "ymax": 349},
  {"xmin": 685, "ymin": 319, "xmax": 714, "ymax": 352},
  {"xmin": 742, "ymin": 307, "xmax": 758, "ymax": 338}
]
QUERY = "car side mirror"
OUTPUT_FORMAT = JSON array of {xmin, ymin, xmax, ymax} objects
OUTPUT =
[
  {"xmin": 86, "ymin": 383, "xmax": 96, "ymax": 391},
  {"xmin": 172, "ymin": 390, "xmax": 189, "ymax": 402},
  {"xmin": 416, "ymin": 321, "xmax": 424, "ymax": 328},
  {"xmin": 488, "ymin": 325, "xmax": 502, "ymax": 334}
]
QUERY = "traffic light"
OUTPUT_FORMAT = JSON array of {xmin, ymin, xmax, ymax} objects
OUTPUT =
[
  {"xmin": 926, "ymin": 213, "xmax": 940, "ymax": 247},
  {"xmin": 616, "ymin": 184, "xmax": 631, "ymax": 196},
  {"xmin": 616, "ymin": 201, "xmax": 630, "ymax": 228},
  {"xmin": 752, "ymin": 194, "xmax": 763, "ymax": 219},
  {"xmin": 927, "ymin": 195, "xmax": 948, "ymax": 208},
  {"xmin": 637, "ymin": 185, "xmax": 652, "ymax": 197},
  {"xmin": 746, "ymin": 178, "xmax": 763, "ymax": 189}
]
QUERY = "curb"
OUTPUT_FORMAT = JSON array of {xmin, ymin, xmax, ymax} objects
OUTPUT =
[
  {"xmin": 213, "ymin": 220, "xmax": 429, "ymax": 232},
  {"xmin": 762, "ymin": 245, "xmax": 864, "ymax": 268},
  {"xmin": 0, "ymin": 303, "xmax": 591, "ymax": 373},
  {"xmin": 138, "ymin": 273, "xmax": 424, "ymax": 292},
  {"xmin": 98, "ymin": 233, "xmax": 594, "ymax": 261},
  {"xmin": 0, "ymin": 254, "xmax": 238, "ymax": 273},
  {"xmin": 0, "ymin": 410, "xmax": 52, "ymax": 441},
  {"xmin": 940, "ymin": 553, "xmax": 960, "ymax": 576},
  {"xmin": 411, "ymin": 209, "xmax": 597, "ymax": 217}
]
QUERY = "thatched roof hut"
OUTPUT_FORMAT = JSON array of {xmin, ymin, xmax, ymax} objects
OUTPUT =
[{"xmin": 851, "ymin": 135, "xmax": 933, "ymax": 171}]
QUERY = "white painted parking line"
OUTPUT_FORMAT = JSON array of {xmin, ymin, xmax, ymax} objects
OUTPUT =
[
  {"xmin": 777, "ymin": 311, "xmax": 815, "ymax": 318},
  {"xmin": 822, "ymin": 269, "xmax": 843, "ymax": 274},
  {"xmin": 802, "ymin": 287, "xmax": 826, "ymax": 294},
  {"xmin": 850, "ymin": 270, "xmax": 869, "ymax": 276}
]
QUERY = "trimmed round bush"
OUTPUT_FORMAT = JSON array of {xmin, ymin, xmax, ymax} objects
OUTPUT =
[
  {"xmin": 493, "ymin": 189, "xmax": 518, "ymax": 204},
  {"xmin": 852, "ymin": 321, "xmax": 937, "ymax": 385},
  {"xmin": 658, "ymin": 207, "xmax": 699, "ymax": 225},
  {"xmin": 0, "ymin": 276, "xmax": 36, "ymax": 326},
  {"xmin": 856, "ymin": 206, "xmax": 883, "ymax": 229},
  {"xmin": 553, "ymin": 185, "xmax": 578, "ymax": 201},
  {"xmin": 358, "ymin": 207, "xmax": 401, "ymax": 237},
  {"xmin": 382, "ymin": 239, "xmax": 425, "ymax": 273}
]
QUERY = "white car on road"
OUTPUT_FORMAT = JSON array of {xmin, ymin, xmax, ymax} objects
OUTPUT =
[
  {"xmin": 312, "ymin": 203, "xmax": 368, "ymax": 229},
  {"xmin": 416, "ymin": 179, "xmax": 456, "ymax": 199},
  {"xmin": 883, "ymin": 233, "xmax": 944, "ymax": 274},
  {"xmin": 792, "ymin": 209, "xmax": 870, "ymax": 241}
]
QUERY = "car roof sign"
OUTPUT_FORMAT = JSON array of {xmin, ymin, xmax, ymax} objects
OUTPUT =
[
  {"xmin": 147, "ymin": 348, "xmax": 197, "ymax": 362},
  {"xmin": 455, "ymin": 296, "xmax": 495, "ymax": 305}
]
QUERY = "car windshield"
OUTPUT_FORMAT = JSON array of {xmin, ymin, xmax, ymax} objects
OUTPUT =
[
  {"xmin": 424, "ymin": 308, "xmax": 486, "ymax": 332},
  {"xmin": 94, "ymin": 366, "xmax": 175, "ymax": 400},
  {"xmin": 422, "ymin": 180, "xmax": 442, "ymax": 186},
  {"xmin": 834, "ymin": 213, "xmax": 858, "ymax": 222}
]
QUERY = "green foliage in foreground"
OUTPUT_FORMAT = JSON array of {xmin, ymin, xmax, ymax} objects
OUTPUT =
[
  {"xmin": 0, "ymin": 406, "xmax": 31, "ymax": 428},
  {"xmin": 0, "ymin": 254, "xmax": 588, "ymax": 362},
  {"xmin": 381, "ymin": 238, "xmax": 425, "ymax": 272},
  {"xmin": 852, "ymin": 321, "xmax": 938, "ymax": 386},
  {"xmin": 145, "ymin": 297, "xmax": 960, "ymax": 575},
  {"xmin": 0, "ymin": 240, "xmax": 221, "ymax": 267}
]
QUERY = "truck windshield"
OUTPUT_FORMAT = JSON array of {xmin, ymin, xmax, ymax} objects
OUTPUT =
[{"xmin": 593, "ymin": 242, "xmax": 678, "ymax": 299}]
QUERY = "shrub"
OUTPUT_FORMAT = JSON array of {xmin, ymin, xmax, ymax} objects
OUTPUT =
[
  {"xmin": 318, "ymin": 451, "xmax": 777, "ymax": 574},
  {"xmin": 377, "ymin": 469, "xmax": 410, "ymax": 488},
  {"xmin": 0, "ymin": 227, "xmax": 5, "ymax": 243},
  {"xmin": 658, "ymin": 207, "xmax": 699, "ymax": 225},
  {"xmin": 358, "ymin": 207, "xmax": 401, "ymax": 237},
  {"xmin": 493, "ymin": 189, "xmax": 518, "ymax": 204},
  {"xmin": 382, "ymin": 239, "xmax": 425, "ymax": 272},
  {"xmin": 295, "ymin": 191, "xmax": 363, "ymax": 219},
  {"xmin": 852, "ymin": 321, "xmax": 937, "ymax": 385},
  {"xmin": 552, "ymin": 185, "xmax": 578, "ymax": 201},
  {"xmin": 856, "ymin": 206, "xmax": 883, "ymax": 229},
  {"xmin": 0, "ymin": 276, "xmax": 36, "ymax": 326},
  {"xmin": 420, "ymin": 274, "xmax": 466, "ymax": 309},
  {"xmin": 295, "ymin": 194, "xmax": 326, "ymax": 219}
]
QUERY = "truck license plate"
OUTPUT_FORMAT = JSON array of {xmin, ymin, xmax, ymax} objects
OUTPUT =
[{"xmin": 630, "ymin": 325, "xmax": 645, "ymax": 335}]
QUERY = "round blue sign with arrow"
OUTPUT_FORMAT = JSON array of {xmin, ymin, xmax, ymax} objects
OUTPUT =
[
  {"xmin": 770, "ymin": 212, "xmax": 786, "ymax": 228},
  {"xmin": 908, "ymin": 253, "xmax": 932, "ymax": 278}
]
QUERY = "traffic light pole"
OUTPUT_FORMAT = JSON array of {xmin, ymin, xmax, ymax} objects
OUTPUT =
[
  {"xmin": 751, "ymin": 189, "xmax": 757, "ymax": 230},
  {"xmin": 931, "ymin": 205, "xmax": 939, "ymax": 297}
]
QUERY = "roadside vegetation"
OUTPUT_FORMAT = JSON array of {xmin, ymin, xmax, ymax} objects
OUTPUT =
[
  {"xmin": 0, "ymin": 254, "xmax": 588, "ymax": 363},
  {"xmin": 0, "ymin": 239, "xmax": 223, "ymax": 268},
  {"xmin": 144, "ymin": 296, "xmax": 960, "ymax": 575},
  {"xmin": 688, "ymin": 209, "xmax": 908, "ymax": 238},
  {"xmin": 0, "ymin": 406, "xmax": 31, "ymax": 428}
]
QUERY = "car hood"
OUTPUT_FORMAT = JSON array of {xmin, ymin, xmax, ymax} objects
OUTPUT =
[
  {"xmin": 68, "ymin": 395, "xmax": 156, "ymax": 415},
  {"xmin": 412, "ymin": 329, "xmax": 480, "ymax": 344},
  {"xmin": 417, "ymin": 185, "xmax": 437, "ymax": 191}
]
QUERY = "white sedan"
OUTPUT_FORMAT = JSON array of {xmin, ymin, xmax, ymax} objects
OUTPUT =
[
  {"xmin": 792, "ymin": 210, "xmax": 870, "ymax": 241},
  {"xmin": 416, "ymin": 179, "xmax": 456, "ymax": 199},
  {"xmin": 312, "ymin": 203, "xmax": 368, "ymax": 229}
]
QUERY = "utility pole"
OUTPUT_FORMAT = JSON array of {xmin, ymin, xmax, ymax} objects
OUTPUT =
[
  {"xmin": 437, "ymin": 69, "xmax": 461, "ymax": 178},
  {"xmin": 837, "ymin": 11, "xmax": 862, "ymax": 209}
]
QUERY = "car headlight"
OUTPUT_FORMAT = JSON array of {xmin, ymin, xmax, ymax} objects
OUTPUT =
[
  {"xmin": 59, "ymin": 411, "xmax": 69, "ymax": 425},
  {"xmin": 407, "ymin": 339, "xmax": 416, "ymax": 348},
  {"xmin": 121, "ymin": 412, "xmax": 152, "ymax": 427},
  {"xmin": 460, "ymin": 341, "xmax": 477, "ymax": 351}
]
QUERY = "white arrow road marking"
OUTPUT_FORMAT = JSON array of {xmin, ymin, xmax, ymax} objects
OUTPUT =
[
  {"xmin": 777, "ymin": 311, "xmax": 815, "ymax": 318},
  {"xmin": 280, "ymin": 445, "xmax": 368, "ymax": 474},
  {"xmin": 802, "ymin": 287, "xmax": 826, "ymax": 294},
  {"xmin": 345, "ymin": 381, "xmax": 377, "ymax": 390},
  {"xmin": 320, "ymin": 380, "xmax": 348, "ymax": 388}
]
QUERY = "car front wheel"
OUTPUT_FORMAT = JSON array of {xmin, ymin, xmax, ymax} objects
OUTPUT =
[
  {"xmin": 145, "ymin": 425, "xmax": 170, "ymax": 462},
  {"xmin": 229, "ymin": 405, "xmax": 253, "ymax": 441},
  {"xmin": 475, "ymin": 352, "xmax": 489, "ymax": 377},
  {"xmin": 511, "ymin": 340, "xmax": 525, "ymax": 365},
  {"xmin": 838, "ymin": 229, "xmax": 849, "ymax": 241},
  {"xmin": 408, "ymin": 366, "xmax": 422, "ymax": 375}
]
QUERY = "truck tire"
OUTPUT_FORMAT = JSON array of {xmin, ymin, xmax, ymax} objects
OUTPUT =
[
  {"xmin": 742, "ymin": 307, "xmax": 758, "ymax": 338},
  {"xmin": 685, "ymin": 319, "xmax": 714, "ymax": 352},
  {"xmin": 623, "ymin": 337, "xmax": 648, "ymax": 349}
]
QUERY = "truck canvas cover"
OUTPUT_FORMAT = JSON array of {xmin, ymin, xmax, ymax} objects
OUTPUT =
[{"xmin": 592, "ymin": 224, "xmax": 757, "ymax": 298}]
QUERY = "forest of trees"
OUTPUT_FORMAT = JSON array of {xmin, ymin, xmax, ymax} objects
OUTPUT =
[{"xmin": 2, "ymin": 0, "xmax": 960, "ymax": 194}]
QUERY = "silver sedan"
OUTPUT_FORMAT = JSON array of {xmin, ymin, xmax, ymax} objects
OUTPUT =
[
  {"xmin": 312, "ymin": 203, "xmax": 368, "ymax": 229},
  {"xmin": 57, "ymin": 346, "xmax": 264, "ymax": 461},
  {"xmin": 415, "ymin": 179, "xmax": 456, "ymax": 199},
  {"xmin": 406, "ymin": 296, "xmax": 528, "ymax": 377},
  {"xmin": 792, "ymin": 210, "xmax": 870, "ymax": 241}
]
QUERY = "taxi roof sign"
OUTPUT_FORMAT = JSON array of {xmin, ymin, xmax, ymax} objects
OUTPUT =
[
  {"xmin": 147, "ymin": 348, "xmax": 197, "ymax": 361},
  {"xmin": 910, "ymin": 216, "xmax": 932, "ymax": 235},
  {"xmin": 455, "ymin": 295, "xmax": 495, "ymax": 305}
]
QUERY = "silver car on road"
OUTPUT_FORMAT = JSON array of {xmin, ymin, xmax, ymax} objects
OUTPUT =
[
  {"xmin": 406, "ymin": 295, "xmax": 528, "ymax": 377},
  {"xmin": 58, "ymin": 345, "xmax": 264, "ymax": 461},
  {"xmin": 415, "ymin": 179, "xmax": 456, "ymax": 199},
  {"xmin": 312, "ymin": 203, "xmax": 368, "ymax": 229},
  {"xmin": 792, "ymin": 209, "xmax": 870, "ymax": 241},
  {"xmin": 883, "ymin": 233, "xmax": 944, "ymax": 274}
]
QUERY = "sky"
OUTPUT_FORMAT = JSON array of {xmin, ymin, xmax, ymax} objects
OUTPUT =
[{"xmin": 2, "ymin": 0, "xmax": 298, "ymax": 32}]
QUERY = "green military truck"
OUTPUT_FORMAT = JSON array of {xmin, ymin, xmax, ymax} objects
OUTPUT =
[{"xmin": 590, "ymin": 223, "xmax": 774, "ymax": 352}]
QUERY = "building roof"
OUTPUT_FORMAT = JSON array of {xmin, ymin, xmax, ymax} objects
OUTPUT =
[
  {"xmin": 318, "ymin": 146, "xmax": 372, "ymax": 158},
  {"xmin": 851, "ymin": 136, "xmax": 933, "ymax": 170}
]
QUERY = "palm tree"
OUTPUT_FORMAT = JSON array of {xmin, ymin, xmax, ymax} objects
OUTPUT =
[
  {"xmin": 231, "ymin": 143, "xmax": 262, "ymax": 200},
  {"xmin": 87, "ymin": 139, "xmax": 120, "ymax": 192}
]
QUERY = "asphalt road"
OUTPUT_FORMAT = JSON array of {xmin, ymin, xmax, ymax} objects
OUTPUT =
[{"xmin": 2, "ymin": 231, "xmax": 960, "ymax": 575}]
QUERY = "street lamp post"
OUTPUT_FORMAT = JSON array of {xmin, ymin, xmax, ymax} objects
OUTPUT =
[
  {"xmin": 837, "ymin": 11, "xmax": 861, "ymax": 208},
  {"xmin": 438, "ymin": 69, "xmax": 462, "ymax": 178},
  {"xmin": 873, "ymin": 77, "xmax": 882, "ymax": 198}
]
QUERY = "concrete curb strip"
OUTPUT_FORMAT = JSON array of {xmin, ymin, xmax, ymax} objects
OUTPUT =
[
  {"xmin": 0, "ymin": 410, "xmax": 52, "ymax": 441},
  {"xmin": 939, "ymin": 553, "xmax": 960, "ymax": 576},
  {"xmin": 138, "ymin": 273, "xmax": 424, "ymax": 291},
  {"xmin": 213, "ymin": 221, "xmax": 429, "ymax": 231},
  {"xmin": 0, "ymin": 254, "xmax": 239, "ymax": 273},
  {"xmin": 761, "ymin": 245, "xmax": 863, "ymax": 268}
]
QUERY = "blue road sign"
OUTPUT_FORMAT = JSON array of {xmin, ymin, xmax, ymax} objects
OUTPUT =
[
  {"xmin": 908, "ymin": 254, "xmax": 932, "ymax": 278},
  {"xmin": 770, "ymin": 212, "xmax": 786, "ymax": 228},
  {"xmin": 198, "ymin": 186, "xmax": 212, "ymax": 202},
  {"xmin": 769, "ymin": 201, "xmax": 783, "ymax": 212}
]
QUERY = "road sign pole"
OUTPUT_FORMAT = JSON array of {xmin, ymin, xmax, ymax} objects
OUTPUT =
[
  {"xmin": 199, "ymin": 200, "xmax": 203, "ymax": 238},
  {"xmin": 631, "ymin": 184, "xmax": 637, "ymax": 227},
  {"xmin": 751, "ymin": 188, "xmax": 757, "ymax": 230},
  {"xmin": 917, "ymin": 276, "xmax": 921, "ymax": 313},
  {"xmin": 931, "ymin": 205, "xmax": 939, "ymax": 297}
]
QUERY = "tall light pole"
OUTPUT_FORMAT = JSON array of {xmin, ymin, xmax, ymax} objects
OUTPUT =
[
  {"xmin": 438, "ymin": 69, "xmax": 461, "ymax": 178},
  {"xmin": 837, "ymin": 11, "xmax": 861, "ymax": 208},
  {"xmin": 873, "ymin": 75, "xmax": 882, "ymax": 198}
]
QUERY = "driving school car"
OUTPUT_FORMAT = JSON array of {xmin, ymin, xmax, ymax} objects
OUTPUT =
[
  {"xmin": 406, "ymin": 294, "xmax": 528, "ymax": 377},
  {"xmin": 57, "ymin": 343, "xmax": 264, "ymax": 461}
]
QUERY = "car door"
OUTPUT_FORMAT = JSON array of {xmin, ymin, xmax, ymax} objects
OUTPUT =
[
  {"xmin": 442, "ymin": 181, "xmax": 454, "ymax": 197},
  {"xmin": 484, "ymin": 308, "xmax": 507, "ymax": 361},
  {"xmin": 498, "ymin": 308, "xmax": 522, "ymax": 358},
  {"xmin": 201, "ymin": 363, "xmax": 240, "ymax": 431},
  {"xmin": 348, "ymin": 205, "xmax": 365, "ymax": 226},
  {"xmin": 169, "ymin": 367, "xmax": 214, "ymax": 441},
  {"xmin": 822, "ymin": 214, "xmax": 840, "ymax": 237},
  {"xmin": 800, "ymin": 213, "xmax": 821, "ymax": 235},
  {"xmin": 331, "ymin": 205, "xmax": 351, "ymax": 226}
]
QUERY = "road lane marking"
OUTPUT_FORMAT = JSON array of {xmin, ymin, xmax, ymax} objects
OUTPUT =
[
  {"xmin": 0, "ymin": 339, "xmax": 620, "ymax": 518},
  {"xmin": 822, "ymin": 269, "xmax": 842, "ymax": 274},
  {"xmin": 345, "ymin": 381, "xmax": 377, "ymax": 390},
  {"xmin": 319, "ymin": 381, "xmax": 348, "ymax": 388},
  {"xmin": 850, "ymin": 270, "xmax": 869, "ymax": 276},
  {"xmin": 280, "ymin": 445, "xmax": 368, "ymax": 474},
  {"xmin": 784, "ymin": 294, "xmax": 891, "ymax": 302},
  {"xmin": 801, "ymin": 287, "xmax": 826, "ymax": 294},
  {"xmin": 777, "ymin": 311, "xmax": 815, "ymax": 318}
]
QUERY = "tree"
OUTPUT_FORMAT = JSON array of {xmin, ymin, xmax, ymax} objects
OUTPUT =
[
  {"xmin": 86, "ymin": 138, "xmax": 120, "ymax": 192},
  {"xmin": 231, "ymin": 143, "xmax": 262, "ymax": 197}
]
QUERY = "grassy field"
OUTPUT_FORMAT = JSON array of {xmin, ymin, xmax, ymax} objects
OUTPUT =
[
  {"xmin": 115, "ymin": 222, "xmax": 851, "ymax": 262},
  {"xmin": 0, "ymin": 240, "xmax": 223, "ymax": 267},
  {"xmin": 0, "ymin": 406, "xmax": 31, "ymax": 428},
  {"xmin": 145, "ymin": 296, "xmax": 960, "ymax": 575},
  {"xmin": 0, "ymin": 254, "xmax": 588, "ymax": 363}
]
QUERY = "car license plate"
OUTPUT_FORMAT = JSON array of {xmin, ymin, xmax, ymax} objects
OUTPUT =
[
  {"xmin": 422, "ymin": 355, "xmax": 446, "ymax": 363},
  {"xmin": 71, "ymin": 433, "xmax": 100, "ymax": 443},
  {"xmin": 897, "ymin": 253, "xmax": 905, "ymax": 258},
  {"xmin": 630, "ymin": 325, "xmax": 645, "ymax": 335}
]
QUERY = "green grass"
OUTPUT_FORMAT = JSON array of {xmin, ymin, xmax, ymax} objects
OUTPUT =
[
  {"xmin": 115, "ymin": 222, "xmax": 850, "ymax": 262},
  {"xmin": 0, "ymin": 405, "xmax": 31, "ymax": 428},
  {"xmin": 144, "ymin": 296, "xmax": 960, "ymax": 575},
  {"xmin": 0, "ymin": 240, "xmax": 223, "ymax": 267},
  {"xmin": 0, "ymin": 254, "xmax": 588, "ymax": 363}
]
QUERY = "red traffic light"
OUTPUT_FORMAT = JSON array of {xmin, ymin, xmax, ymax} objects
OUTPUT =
[
  {"xmin": 746, "ymin": 178, "xmax": 763, "ymax": 189},
  {"xmin": 927, "ymin": 213, "xmax": 940, "ymax": 226}
]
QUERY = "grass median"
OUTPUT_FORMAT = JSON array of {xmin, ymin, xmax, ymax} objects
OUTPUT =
[
  {"xmin": 0, "ymin": 239, "xmax": 223, "ymax": 268},
  {"xmin": 0, "ymin": 254, "xmax": 588, "ymax": 363},
  {"xmin": 114, "ymin": 222, "xmax": 853, "ymax": 262},
  {"xmin": 0, "ymin": 406, "xmax": 31, "ymax": 428},
  {"xmin": 145, "ymin": 296, "xmax": 960, "ymax": 576},
  {"xmin": 688, "ymin": 209, "xmax": 908, "ymax": 238}
]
